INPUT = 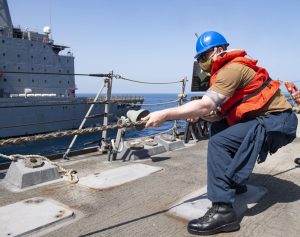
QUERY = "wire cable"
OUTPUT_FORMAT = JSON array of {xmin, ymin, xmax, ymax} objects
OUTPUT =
[{"xmin": 115, "ymin": 75, "xmax": 184, "ymax": 85}]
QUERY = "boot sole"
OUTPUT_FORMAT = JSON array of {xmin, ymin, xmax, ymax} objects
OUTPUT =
[{"xmin": 187, "ymin": 221, "xmax": 240, "ymax": 235}]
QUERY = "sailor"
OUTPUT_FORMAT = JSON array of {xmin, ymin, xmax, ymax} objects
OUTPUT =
[{"xmin": 143, "ymin": 31, "xmax": 298, "ymax": 235}]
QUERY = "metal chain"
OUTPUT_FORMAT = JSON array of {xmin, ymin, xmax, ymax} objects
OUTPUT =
[
  {"xmin": 0, "ymin": 153, "xmax": 79, "ymax": 183},
  {"xmin": 0, "ymin": 120, "xmax": 147, "ymax": 146}
]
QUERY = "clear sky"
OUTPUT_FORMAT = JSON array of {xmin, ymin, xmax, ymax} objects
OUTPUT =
[{"xmin": 7, "ymin": 0, "xmax": 300, "ymax": 94}]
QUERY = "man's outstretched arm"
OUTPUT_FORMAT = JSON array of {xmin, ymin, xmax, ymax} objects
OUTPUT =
[{"xmin": 143, "ymin": 91, "xmax": 228, "ymax": 128}]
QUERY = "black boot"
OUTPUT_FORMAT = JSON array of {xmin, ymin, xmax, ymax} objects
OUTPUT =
[{"xmin": 187, "ymin": 202, "xmax": 240, "ymax": 235}]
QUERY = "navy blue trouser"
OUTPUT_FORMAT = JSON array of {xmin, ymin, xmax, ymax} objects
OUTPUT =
[
  {"xmin": 207, "ymin": 118, "xmax": 262, "ymax": 204},
  {"xmin": 207, "ymin": 109, "xmax": 297, "ymax": 204}
]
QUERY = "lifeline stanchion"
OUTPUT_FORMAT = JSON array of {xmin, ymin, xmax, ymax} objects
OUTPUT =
[
  {"xmin": 173, "ymin": 77, "xmax": 188, "ymax": 136},
  {"xmin": 100, "ymin": 71, "xmax": 113, "ymax": 153}
]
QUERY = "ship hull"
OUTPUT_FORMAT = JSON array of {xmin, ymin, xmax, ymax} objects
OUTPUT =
[{"xmin": 0, "ymin": 97, "xmax": 141, "ymax": 138}]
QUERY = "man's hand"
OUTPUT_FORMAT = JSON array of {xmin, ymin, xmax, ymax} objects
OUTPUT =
[
  {"xmin": 142, "ymin": 110, "xmax": 168, "ymax": 128},
  {"xmin": 186, "ymin": 117, "xmax": 200, "ymax": 123}
]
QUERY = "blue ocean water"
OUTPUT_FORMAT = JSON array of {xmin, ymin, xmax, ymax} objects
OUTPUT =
[{"xmin": 0, "ymin": 94, "xmax": 187, "ymax": 157}]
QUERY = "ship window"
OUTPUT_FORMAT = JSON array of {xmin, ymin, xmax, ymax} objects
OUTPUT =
[
  {"xmin": 59, "ymin": 80, "xmax": 61, "ymax": 84},
  {"xmin": 31, "ymin": 67, "xmax": 34, "ymax": 71},
  {"xmin": 44, "ymin": 57, "xmax": 46, "ymax": 60},
  {"xmin": 2, "ymin": 53, "xmax": 5, "ymax": 56},
  {"xmin": 18, "ymin": 79, "xmax": 21, "ymax": 82},
  {"xmin": 3, "ymin": 65, "xmax": 6, "ymax": 69},
  {"xmin": 18, "ymin": 66, "xmax": 21, "ymax": 70},
  {"xmin": 44, "ymin": 68, "xmax": 47, "ymax": 72},
  {"xmin": 43, "ymin": 45, "xmax": 46, "ymax": 49},
  {"xmin": 67, "ymin": 70, "xmax": 70, "ymax": 73},
  {"xmin": 31, "ymin": 55, "xmax": 33, "ymax": 59},
  {"xmin": 67, "ymin": 81, "xmax": 70, "ymax": 84},
  {"xmin": 3, "ymin": 78, "xmax": 7, "ymax": 82},
  {"xmin": 17, "ymin": 54, "xmax": 20, "ymax": 58},
  {"xmin": 44, "ymin": 80, "xmax": 47, "ymax": 83},
  {"xmin": 31, "ymin": 43, "xmax": 33, "ymax": 47},
  {"xmin": 2, "ymin": 39, "xmax": 5, "ymax": 43},
  {"xmin": 32, "ymin": 79, "xmax": 34, "ymax": 83},
  {"xmin": 59, "ymin": 69, "xmax": 61, "ymax": 73}
]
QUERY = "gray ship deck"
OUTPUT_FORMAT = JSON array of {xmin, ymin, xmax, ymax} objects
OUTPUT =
[{"xmin": 1, "ymin": 137, "xmax": 300, "ymax": 237}]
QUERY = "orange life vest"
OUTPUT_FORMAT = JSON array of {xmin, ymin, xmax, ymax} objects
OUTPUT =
[
  {"xmin": 284, "ymin": 82, "xmax": 300, "ymax": 105},
  {"xmin": 210, "ymin": 50, "xmax": 281, "ymax": 126}
]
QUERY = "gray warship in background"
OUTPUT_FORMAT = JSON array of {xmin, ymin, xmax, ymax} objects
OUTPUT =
[{"xmin": 0, "ymin": 0, "xmax": 143, "ymax": 139}]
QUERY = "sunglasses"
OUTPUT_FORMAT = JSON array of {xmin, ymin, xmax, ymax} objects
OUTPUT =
[{"xmin": 196, "ymin": 47, "xmax": 216, "ymax": 62}]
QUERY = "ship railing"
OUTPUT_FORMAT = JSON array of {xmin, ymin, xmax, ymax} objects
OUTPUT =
[
  {"xmin": 0, "ymin": 70, "xmax": 189, "ymax": 162},
  {"xmin": 1, "ymin": 72, "xmax": 300, "ymax": 175},
  {"xmin": 11, "ymin": 25, "xmax": 48, "ymax": 42}
]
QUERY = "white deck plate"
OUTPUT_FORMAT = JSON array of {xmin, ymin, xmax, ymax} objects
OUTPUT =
[
  {"xmin": 168, "ymin": 185, "xmax": 268, "ymax": 221},
  {"xmin": 79, "ymin": 164, "xmax": 163, "ymax": 190},
  {"xmin": 0, "ymin": 197, "xmax": 74, "ymax": 237}
]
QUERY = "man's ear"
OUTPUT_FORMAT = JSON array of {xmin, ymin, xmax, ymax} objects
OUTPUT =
[{"xmin": 217, "ymin": 47, "xmax": 224, "ymax": 54}]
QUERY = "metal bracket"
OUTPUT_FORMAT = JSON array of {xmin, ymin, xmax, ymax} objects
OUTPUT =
[{"xmin": 108, "ymin": 116, "xmax": 128, "ymax": 161}]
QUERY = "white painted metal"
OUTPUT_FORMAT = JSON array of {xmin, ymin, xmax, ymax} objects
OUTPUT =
[
  {"xmin": 168, "ymin": 185, "xmax": 268, "ymax": 221},
  {"xmin": 0, "ymin": 197, "xmax": 73, "ymax": 237},
  {"xmin": 79, "ymin": 164, "xmax": 163, "ymax": 190}
]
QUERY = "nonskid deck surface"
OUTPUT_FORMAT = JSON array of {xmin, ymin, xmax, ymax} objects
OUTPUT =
[{"xmin": 0, "ymin": 139, "xmax": 300, "ymax": 237}]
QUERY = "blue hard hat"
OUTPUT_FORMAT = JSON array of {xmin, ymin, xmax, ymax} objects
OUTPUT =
[{"xmin": 194, "ymin": 31, "xmax": 229, "ymax": 59}]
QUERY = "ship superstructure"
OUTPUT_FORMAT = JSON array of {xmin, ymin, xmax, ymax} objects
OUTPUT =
[{"xmin": 0, "ymin": 0, "xmax": 143, "ymax": 138}]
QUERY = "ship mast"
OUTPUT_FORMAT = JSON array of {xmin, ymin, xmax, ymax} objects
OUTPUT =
[{"xmin": 0, "ymin": 0, "xmax": 13, "ymax": 37}]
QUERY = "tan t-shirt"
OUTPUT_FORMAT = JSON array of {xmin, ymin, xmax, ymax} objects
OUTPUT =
[{"xmin": 209, "ymin": 63, "xmax": 291, "ymax": 120}]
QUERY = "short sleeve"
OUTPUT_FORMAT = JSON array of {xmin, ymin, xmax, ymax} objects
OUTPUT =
[{"xmin": 209, "ymin": 64, "xmax": 243, "ymax": 98}]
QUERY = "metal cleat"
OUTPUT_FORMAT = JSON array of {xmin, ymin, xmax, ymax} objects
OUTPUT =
[
  {"xmin": 160, "ymin": 133, "xmax": 176, "ymax": 142},
  {"xmin": 141, "ymin": 137, "xmax": 158, "ymax": 146},
  {"xmin": 126, "ymin": 140, "xmax": 144, "ymax": 149},
  {"xmin": 24, "ymin": 157, "xmax": 44, "ymax": 168}
]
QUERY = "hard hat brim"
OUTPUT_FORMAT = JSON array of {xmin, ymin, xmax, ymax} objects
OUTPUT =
[{"xmin": 194, "ymin": 43, "xmax": 229, "ymax": 59}]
